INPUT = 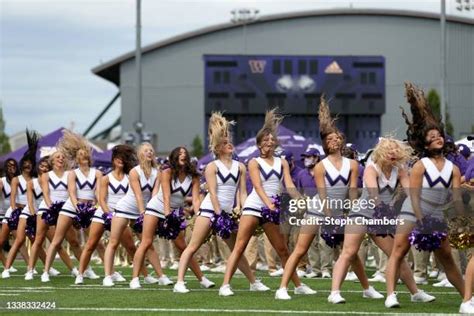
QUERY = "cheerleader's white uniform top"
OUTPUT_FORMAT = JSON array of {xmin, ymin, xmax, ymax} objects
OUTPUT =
[
  {"xmin": 92, "ymin": 173, "xmax": 129, "ymax": 224},
  {"xmin": 349, "ymin": 162, "xmax": 399, "ymax": 219},
  {"xmin": 199, "ymin": 159, "xmax": 241, "ymax": 218},
  {"xmin": 307, "ymin": 157, "xmax": 352, "ymax": 218},
  {"xmin": 60, "ymin": 168, "xmax": 98, "ymax": 218},
  {"xmin": 1, "ymin": 177, "xmax": 15, "ymax": 223},
  {"xmin": 399, "ymin": 157, "xmax": 453, "ymax": 222},
  {"xmin": 19, "ymin": 178, "xmax": 43, "ymax": 219},
  {"xmin": 37, "ymin": 171, "xmax": 69, "ymax": 216},
  {"xmin": 146, "ymin": 172, "xmax": 192, "ymax": 219},
  {"xmin": 242, "ymin": 157, "xmax": 282, "ymax": 218},
  {"xmin": 114, "ymin": 165, "xmax": 157, "ymax": 220}
]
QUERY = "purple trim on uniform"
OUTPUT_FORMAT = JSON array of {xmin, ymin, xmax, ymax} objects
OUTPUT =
[
  {"xmin": 145, "ymin": 207, "xmax": 163, "ymax": 216},
  {"xmin": 18, "ymin": 183, "xmax": 27, "ymax": 195},
  {"xmin": 76, "ymin": 178, "xmax": 97, "ymax": 190},
  {"xmin": 378, "ymin": 179, "xmax": 399, "ymax": 194},
  {"xmin": 49, "ymin": 179, "xmax": 67, "ymax": 190},
  {"xmin": 59, "ymin": 208, "xmax": 77, "ymax": 216},
  {"xmin": 423, "ymin": 171, "xmax": 452, "ymax": 188},
  {"xmin": 242, "ymin": 207, "xmax": 262, "ymax": 213},
  {"xmin": 2, "ymin": 186, "xmax": 10, "ymax": 198},
  {"xmin": 325, "ymin": 170, "xmax": 351, "ymax": 186},
  {"xmin": 108, "ymin": 183, "xmax": 128, "ymax": 194},
  {"xmin": 216, "ymin": 169, "xmax": 240, "ymax": 184},
  {"xmin": 141, "ymin": 184, "xmax": 154, "ymax": 192},
  {"xmin": 114, "ymin": 209, "xmax": 139, "ymax": 217},
  {"xmin": 258, "ymin": 165, "xmax": 283, "ymax": 181},
  {"xmin": 34, "ymin": 191, "xmax": 43, "ymax": 199},
  {"xmin": 199, "ymin": 209, "xmax": 215, "ymax": 214},
  {"xmin": 171, "ymin": 184, "xmax": 192, "ymax": 196}
]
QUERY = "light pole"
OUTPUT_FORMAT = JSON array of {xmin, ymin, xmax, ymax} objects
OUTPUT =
[
  {"xmin": 440, "ymin": 0, "xmax": 446, "ymax": 127},
  {"xmin": 231, "ymin": 8, "xmax": 259, "ymax": 54},
  {"xmin": 135, "ymin": 0, "xmax": 143, "ymax": 144}
]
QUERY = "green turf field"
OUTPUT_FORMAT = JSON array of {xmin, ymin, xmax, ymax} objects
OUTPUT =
[{"xmin": 0, "ymin": 262, "xmax": 460, "ymax": 315}]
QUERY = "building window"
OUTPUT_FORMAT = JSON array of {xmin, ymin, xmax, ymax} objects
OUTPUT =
[
  {"xmin": 298, "ymin": 60, "xmax": 307, "ymax": 74},
  {"xmin": 309, "ymin": 60, "xmax": 318, "ymax": 74},
  {"xmin": 223, "ymin": 71, "xmax": 230, "ymax": 84},
  {"xmin": 284, "ymin": 60, "xmax": 292, "ymax": 74},
  {"xmin": 369, "ymin": 72, "xmax": 376, "ymax": 84},
  {"xmin": 213, "ymin": 71, "xmax": 221, "ymax": 84},
  {"xmin": 241, "ymin": 99, "xmax": 249, "ymax": 112},
  {"xmin": 361, "ymin": 72, "xmax": 367, "ymax": 84},
  {"xmin": 272, "ymin": 60, "xmax": 281, "ymax": 74}
]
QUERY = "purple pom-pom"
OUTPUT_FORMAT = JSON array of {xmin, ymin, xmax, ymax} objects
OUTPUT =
[
  {"xmin": 41, "ymin": 201, "xmax": 64, "ymax": 226},
  {"xmin": 260, "ymin": 195, "xmax": 282, "ymax": 225},
  {"xmin": 409, "ymin": 215, "xmax": 448, "ymax": 251},
  {"xmin": 320, "ymin": 215, "xmax": 345, "ymax": 248},
  {"xmin": 101, "ymin": 212, "xmax": 114, "ymax": 231},
  {"xmin": 367, "ymin": 202, "xmax": 398, "ymax": 237},
  {"xmin": 210, "ymin": 212, "xmax": 238, "ymax": 239},
  {"xmin": 25, "ymin": 214, "xmax": 37, "ymax": 239},
  {"xmin": 132, "ymin": 213, "xmax": 144, "ymax": 233},
  {"xmin": 72, "ymin": 202, "xmax": 97, "ymax": 229},
  {"xmin": 157, "ymin": 208, "xmax": 186, "ymax": 240},
  {"xmin": 7, "ymin": 208, "xmax": 22, "ymax": 230}
]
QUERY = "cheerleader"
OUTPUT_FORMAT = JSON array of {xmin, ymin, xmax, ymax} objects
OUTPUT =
[
  {"xmin": 132, "ymin": 146, "xmax": 214, "ymax": 289},
  {"xmin": 329, "ymin": 137, "xmax": 435, "ymax": 304},
  {"xmin": 276, "ymin": 97, "xmax": 381, "ymax": 300},
  {"xmin": 75, "ymin": 145, "xmax": 136, "ymax": 285},
  {"xmin": 103, "ymin": 142, "xmax": 169, "ymax": 287},
  {"xmin": 41, "ymin": 130, "xmax": 101, "ymax": 282},
  {"xmin": 221, "ymin": 108, "xmax": 315, "ymax": 296},
  {"xmin": 173, "ymin": 112, "xmax": 269, "ymax": 293},
  {"xmin": 385, "ymin": 82, "xmax": 464, "ymax": 308},
  {"xmin": 0, "ymin": 158, "xmax": 20, "ymax": 269}
]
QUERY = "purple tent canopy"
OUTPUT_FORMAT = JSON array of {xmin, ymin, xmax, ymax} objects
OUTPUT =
[
  {"xmin": 0, "ymin": 128, "xmax": 112, "ymax": 167},
  {"xmin": 198, "ymin": 125, "xmax": 323, "ymax": 169}
]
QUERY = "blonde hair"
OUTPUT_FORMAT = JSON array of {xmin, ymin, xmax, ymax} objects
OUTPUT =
[
  {"xmin": 256, "ymin": 107, "xmax": 283, "ymax": 146},
  {"xmin": 318, "ymin": 95, "xmax": 339, "ymax": 139},
  {"xmin": 49, "ymin": 150, "xmax": 69, "ymax": 170},
  {"xmin": 137, "ymin": 142, "xmax": 157, "ymax": 178},
  {"xmin": 371, "ymin": 137, "xmax": 414, "ymax": 169},
  {"xmin": 56, "ymin": 130, "xmax": 91, "ymax": 167},
  {"xmin": 208, "ymin": 112, "xmax": 234, "ymax": 156}
]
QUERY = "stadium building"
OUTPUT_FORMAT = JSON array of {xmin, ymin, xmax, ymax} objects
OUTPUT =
[{"xmin": 92, "ymin": 9, "xmax": 474, "ymax": 153}]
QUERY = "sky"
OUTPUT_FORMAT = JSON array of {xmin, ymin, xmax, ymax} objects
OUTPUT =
[{"xmin": 1, "ymin": 0, "xmax": 473, "ymax": 139}]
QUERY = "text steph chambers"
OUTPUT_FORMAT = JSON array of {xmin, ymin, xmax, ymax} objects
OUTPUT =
[{"xmin": 288, "ymin": 216, "xmax": 405, "ymax": 227}]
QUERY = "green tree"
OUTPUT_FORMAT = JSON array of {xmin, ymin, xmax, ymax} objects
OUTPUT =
[
  {"xmin": 426, "ymin": 89, "xmax": 454, "ymax": 136},
  {"xmin": 191, "ymin": 134, "xmax": 204, "ymax": 158},
  {"xmin": 0, "ymin": 104, "xmax": 11, "ymax": 155}
]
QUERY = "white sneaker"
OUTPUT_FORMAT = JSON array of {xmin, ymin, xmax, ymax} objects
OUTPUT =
[
  {"xmin": 294, "ymin": 283, "xmax": 317, "ymax": 295},
  {"xmin": 344, "ymin": 271, "xmax": 358, "ymax": 281},
  {"xmin": 169, "ymin": 262, "xmax": 179, "ymax": 270},
  {"xmin": 9, "ymin": 266, "xmax": 17, "ymax": 273},
  {"xmin": 368, "ymin": 273, "xmax": 386, "ymax": 283},
  {"xmin": 437, "ymin": 272, "xmax": 446, "ymax": 281},
  {"xmin": 33, "ymin": 269, "xmax": 38, "ymax": 275},
  {"xmin": 41, "ymin": 272, "xmax": 50, "ymax": 283},
  {"xmin": 275, "ymin": 288, "xmax": 291, "ymax": 300},
  {"xmin": 428, "ymin": 270, "xmax": 439, "ymax": 278},
  {"xmin": 129, "ymin": 277, "xmax": 141, "ymax": 289},
  {"xmin": 256, "ymin": 263, "xmax": 268, "ymax": 271},
  {"xmin": 102, "ymin": 275, "xmax": 115, "ymax": 287},
  {"xmin": 210, "ymin": 264, "xmax": 226, "ymax": 273},
  {"xmin": 411, "ymin": 290, "xmax": 436, "ymax": 303},
  {"xmin": 200, "ymin": 276, "xmax": 215, "ymax": 288},
  {"xmin": 219, "ymin": 284, "xmax": 234, "ymax": 296},
  {"xmin": 321, "ymin": 271, "xmax": 331, "ymax": 279},
  {"xmin": 304, "ymin": 271, "xmax": 319, "ymax": 278},
  {"xmin": 433, "ymin": 278, "xmax": 454, "ymax": 288},
  {"xmin": 414, "ymin": 276, "xmax": 428, "ymax": 285},
  {"xmin": 49, "ymin": 267, "xmax": 61, "ymax": 276},
  {"xmin": 296, "ymin": 269, "xmax": 306, "ymax": 278},
  {"xmin": 144, "ymin": 275, "xmax": 159, "ymax": 284},
  {"xmin": 75, "ymin": 274, "xmax": 84, "ymax": 285},
  {"xmin": 111, "ymin": 271, "xmax": 126, "ymax": 282},
  {"xmin": 173, "ymin": 281, "xmax": 190, "ymax": 293},
  {"xmin": 158, "ymin": 275, "xmax": 173, "ymax": 286},
  {"xmin": 385, "ymin": 292, "xmax": 400, "ymax": 308},
  {"xmin": 24, "ymin": 270, "xmax": 34, "ymax": 281},
  {"xmin": 269, "ymin": 268, "xmax": 284, "ymax": 277},
  {"xmin": 84, "ymin": 267, "xmax": 100, "ymax": 279},
  {"xmin": 460, "ymin": 301, "xmax": 474, "ymax": 314},
  {"xmin": 363, "ymin": 286, "xmax": 384, "ymax": 299},
  {"xmin": 2, "ymin": 269, "xmax": 10, "ymax": 279},
  {"xmin": 70, "ymin": 267, "xmax": 79, "ymax": 277},
  {"xmin": 199, "ymin": 264, "xmax": 210, "ymax": 272},
  {"xmin": 328, "ymin": 291, "xmax": 346, "ymax": 304},
  {"xmin": 250, "ymin": 279, "xmax": 270, "ymax": 292}
]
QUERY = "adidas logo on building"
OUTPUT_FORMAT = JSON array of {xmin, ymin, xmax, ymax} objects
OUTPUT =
[{"xmin": 325, "ymin": 61, "xmax": 343, "ymax": 74}]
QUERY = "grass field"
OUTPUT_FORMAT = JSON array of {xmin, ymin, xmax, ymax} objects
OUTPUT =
[{"xmin": 0, "ymin": 262, "xmax": 461, "ymax": 315}]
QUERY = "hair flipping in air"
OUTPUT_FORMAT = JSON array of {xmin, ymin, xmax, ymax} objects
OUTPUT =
[{"xmin": 208, "ymin": 112, "xmax": 234, "ymax": 157}]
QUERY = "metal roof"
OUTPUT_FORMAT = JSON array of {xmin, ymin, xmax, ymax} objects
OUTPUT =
[{"xmin": 91, "ymin": 8, "xmax": 474, "ymax": 86}]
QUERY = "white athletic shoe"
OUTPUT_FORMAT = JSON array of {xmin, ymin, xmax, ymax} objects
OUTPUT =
[
  {"xmin": 111, "ymin": 271, "xmax": 126, "ymax": 282},
  {"xmin": 296, "ymin": 269, "xmax": 306, "ymax": 278},
  {"xmin": 33, "ymin": 269, "xmax": 38, "ymax": 275},
  {"xmin": 219, "ymin": 284, "xmax": 234, "ymax": 296},
  {"xmin": 294, "ymin": 283, "xmax": 317, "ymax": 295},
  {"xmin": 250, "ymin": 279, "xmax": 270, "ymax": 292},
  {"xmin": 328, "ymin": 291, "xmax": 346, "ymax": 304},
  {"xmin": 428, "ymin": 270, "xmax": 439, "ymax": 278},
  {"xmin": 344, "ymin": 271, "xmax": 358, "ymax": 281},
  {"xmin": 24, "ymin": 270, "xmax": 34, "ymax": 281},
  {"xmin": 102, "ymin": 275, "xmax": 115, "ymax": 287},
  {"xmin": 437, "ymin": 272, "xmax": 446, "ymax": 281},
  {"xmin": 129, "ymin": 277, "xmax": 141, "ymax": 289},
  {"xmin": 275, "ymin": 288, "xmax": 291, "ymax": 300},
  {"xmin": 1, "ymin": 269, "xmax": 10, "ymax": 279},
  {"xmin": 433, "ymin": 278, "xmax": 454, "ymax": 288},
  {"xmin": 460, "ymin": 301, "xmax": 474, "ymax": 314},
  {"xmin": 385, "ymin": 292, "xmax": 400, "ymax": 308},
  {"xmin": 173, "ymin": 281, "xmax": 190, "ymax": 293},
  {"xmin": 169, "ymin": 262, "xmax": 179, "ymax": 270},
  {"xmin": 49, "ymin": 267, "xmax": 61, "ymax": 276},
  {"xmin": 41, "ymin": 272, "xmax": 50, "ymax": 283},
  {"xmin": 158, "ymin": 275, "xmax": 174, "ymax": 286},
  {"xmin": 70, "ymin": 267, "xmax": 79, "ymax": 277},
  {"xmin": 368, "ymin": 271, "xmax": 386, "ymax": 283},
  {"xmin": 321, "ymin": 271, "xmax": 332, "ymax": 279},
  {"xmin": 304, "ymin": 271, "xmax": 319, "ymax": 278},
  {"xmin": 199, "ymin": 264, "xmax": 210, "ymax": 272},
  {"xmin": 210, "ymin": 264, "xmax": 226, "ymax": 273},
  {"xmin": 199, "ymin": 276, "xmax": 215, "ymax": 288},
  {"xmin": 75, "ymin": 274, "xmax": 84, "ymax": 285},
  {"xmin": 269, "ymin": 268, "xmax": 284, "ymax": 277},
  {"xmin": 363, "ymin": 286, "xmax": 384, "ymax": 299},
  {"xmin": 144, "ymin": 275, "xmax": 159, "ymax": 284},
  {"xmin": 414, "ymin": 276, "xmax": 428, "ymax": 285},
  {"xmin": 411, "ymin": 290, "xmax": 436, "ymax": 303},
  {"xmin": 9, "ymin": 266, "xmax": 18, "ymax": 273},
  {"xmin": 84, "ymin": 267, "xmax": 100, "ymax": 279}
]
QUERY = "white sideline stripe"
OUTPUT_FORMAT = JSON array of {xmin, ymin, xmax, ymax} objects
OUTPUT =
[
  {"xmin": 0, "ymin": 290, "xmax": 53, "ymax": 293},
  {"xmin": 0, "ymin": 293, "xmax": 20, "ymax": 296},
  {"xmin": 0, "ymin": 307, "xmax": 458, "ymax": 315}
]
